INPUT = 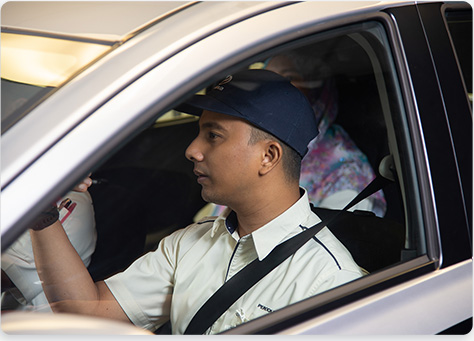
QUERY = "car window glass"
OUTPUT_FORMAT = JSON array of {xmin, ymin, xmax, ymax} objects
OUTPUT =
[
  {"xmin": 445, "ymin": 9, "xmax": 473, "ymax": 103},
  {"xmin": 0, "ymin": 32, "xmax": 111, "ymax": 133}
]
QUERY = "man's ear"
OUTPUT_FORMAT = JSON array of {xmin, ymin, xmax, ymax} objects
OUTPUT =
[{"xmin": 259, "ymin": 141, "xmax": 283, "ymax": 176}]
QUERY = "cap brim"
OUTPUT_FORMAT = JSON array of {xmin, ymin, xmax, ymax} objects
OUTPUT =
[{"xmin": 175, "ymin": 94, "xmax": 243, "ymax": 119}]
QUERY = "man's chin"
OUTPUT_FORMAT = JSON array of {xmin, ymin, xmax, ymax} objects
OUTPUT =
[{"xmin": 201, "ymin": 190, "xmax": 225, "ymax": 206}]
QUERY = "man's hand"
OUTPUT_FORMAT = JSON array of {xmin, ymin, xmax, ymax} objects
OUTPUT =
[
  {"xmin": 29, "ymin": 175, "xmax": 93, "ymax": 231},
  {"xmin": 73, "ymin": 175, "xmax": 93, "ymax": 192}
]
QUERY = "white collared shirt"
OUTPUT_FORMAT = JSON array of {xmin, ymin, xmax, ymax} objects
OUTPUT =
[{"xmin": 105, "ymin": 188, "xmax": 364, "ymax": 334}]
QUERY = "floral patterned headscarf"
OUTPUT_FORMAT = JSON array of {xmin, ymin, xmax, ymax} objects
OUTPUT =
[{"xmin": 299, "ymin": 77, "xmax": 386, "ymax": 217}]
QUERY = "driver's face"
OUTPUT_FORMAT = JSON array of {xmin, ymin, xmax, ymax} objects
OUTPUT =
[{"xmin": 185, "ymin": 110, "xmax": 263, "ymax": 208}]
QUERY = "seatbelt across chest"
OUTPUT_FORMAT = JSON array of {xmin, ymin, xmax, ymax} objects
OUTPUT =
[{"xmin": 184, "ymin": 173, "xmax": 392, "ymax": 335}]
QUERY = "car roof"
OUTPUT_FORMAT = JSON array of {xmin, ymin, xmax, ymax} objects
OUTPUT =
[
  {"xmin": 1, "ymin": 1, "xmax": 194, "ymax": 43},
  {"xmin": 1, "ymin": 1, "xmax": 415, "ymax": 41}
]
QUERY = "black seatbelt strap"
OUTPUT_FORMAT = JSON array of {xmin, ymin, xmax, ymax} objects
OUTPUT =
[{"xmin": 184, "ymin": 174, "xmax": 392, "ymax": 335}]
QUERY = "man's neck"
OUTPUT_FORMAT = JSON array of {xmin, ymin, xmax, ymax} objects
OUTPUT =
[{"xmin": 233, "ymin": 185, "xmax": 301, "ymax": 238}]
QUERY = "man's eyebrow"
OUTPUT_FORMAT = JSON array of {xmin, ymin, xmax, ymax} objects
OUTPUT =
[{"xmin": 200, "ymin": 121, "xmax": 228, "ymax": 132}]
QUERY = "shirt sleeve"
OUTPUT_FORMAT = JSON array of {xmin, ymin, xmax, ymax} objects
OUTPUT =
[
  {"xmin": 308, "ymin": 227, "xmax": 365, "ymax": 296},
  {"xmin": 312, "ymin": 268, "xmax": 364, "ymax": 296},
  {"xmin": 104, "ymin": 227, "xmax": 185, "ymax": 332}
]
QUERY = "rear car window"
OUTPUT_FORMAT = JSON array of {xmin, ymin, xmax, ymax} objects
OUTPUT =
[{"xmin": 445, "ymin": 8, "xmax": 473, "ymax": 102}]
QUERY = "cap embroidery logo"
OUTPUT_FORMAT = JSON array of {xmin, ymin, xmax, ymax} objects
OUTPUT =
[{"xmin": 213, "ymin": 75, "xmax": 232, "ymax": 91}]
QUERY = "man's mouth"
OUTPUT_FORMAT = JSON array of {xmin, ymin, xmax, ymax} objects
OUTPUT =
[{"xmin": 194, "ymin": 169, "xmax": 209, "ymax": 184}]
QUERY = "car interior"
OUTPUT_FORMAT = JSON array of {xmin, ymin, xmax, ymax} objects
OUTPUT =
[{"xmin": 85, "ymin": 23, "xmax": 410, "ymax": 284}]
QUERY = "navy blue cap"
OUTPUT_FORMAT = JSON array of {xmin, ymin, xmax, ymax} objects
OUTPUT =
[{"xmin": 177, "ymin": 69, "xmax": 318, "ymax": 157}]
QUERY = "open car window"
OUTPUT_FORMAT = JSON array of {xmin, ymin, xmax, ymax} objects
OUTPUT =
[{"xmin": 84, "ymin": 21, "xmax": 421, "ymax": 283}]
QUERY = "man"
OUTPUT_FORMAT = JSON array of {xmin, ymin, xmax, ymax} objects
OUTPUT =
[{"xmin": 29, "ymin": 69, "xmax": 363, "ymax": 334}]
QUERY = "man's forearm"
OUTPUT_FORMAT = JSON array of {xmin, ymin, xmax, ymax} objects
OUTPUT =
[{"xmin": 30, "ymin": 221, "xmax": 100, "ymax": 314}]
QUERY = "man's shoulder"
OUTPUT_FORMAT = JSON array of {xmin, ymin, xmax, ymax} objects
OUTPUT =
[
  {"xmin": 164, "ymin": 216, "xmax": 218, "ymax": 244},
  {"xmin": 312, "ymin": 227, "xmax": 362, "ymax": 272},
  {"xmin": 195, "ymin": 216, "xmax": 218, "ymax": 226}
]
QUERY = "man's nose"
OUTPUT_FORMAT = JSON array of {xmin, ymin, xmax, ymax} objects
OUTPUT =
[{"xmin": 185, "ymin": 138, "xmax": 204, "ymax": 162}]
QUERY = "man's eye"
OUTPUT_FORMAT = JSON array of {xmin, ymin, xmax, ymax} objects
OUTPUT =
[{"xmin": 208, "ymin": 132, "xmax": 219, "ymax": 139}]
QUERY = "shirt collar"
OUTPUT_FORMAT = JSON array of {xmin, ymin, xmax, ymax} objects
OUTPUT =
[
  {"xmin": 210, "ymin": 188, "xmax": 318, "ymax": 259},
  {"xmin": 211, "ymin": 206, "xmax": 235, "ymax": 239},
  {"xmin": 252, "ymin": 188, "xmax": 316, "ymax": 260}
]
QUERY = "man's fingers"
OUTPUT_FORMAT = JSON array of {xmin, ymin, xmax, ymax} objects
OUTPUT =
[{"xmin": 74, "ymin": 177, "xmax": 92, "ymax": 192}]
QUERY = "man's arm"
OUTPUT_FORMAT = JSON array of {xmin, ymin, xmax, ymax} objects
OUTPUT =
[
  {"xmin": 28, "ymin": 176, "xmax": 129, "ymax": 321},
  {"xmin": 29, "ymin": 221, "xmax": 129, "ymax": 322}
]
